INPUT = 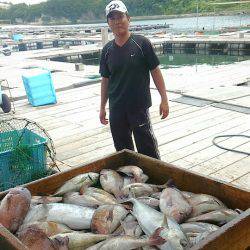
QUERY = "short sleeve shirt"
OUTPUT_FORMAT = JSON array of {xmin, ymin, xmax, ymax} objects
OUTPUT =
[{"xmin": 99, "ymin": 34, "xmax": 159, "ymax": 111}]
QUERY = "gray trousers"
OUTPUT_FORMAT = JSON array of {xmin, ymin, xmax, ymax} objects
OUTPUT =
[{"xmin": 109, "ymin": 108, "xmax": 160, "ymax": 159}]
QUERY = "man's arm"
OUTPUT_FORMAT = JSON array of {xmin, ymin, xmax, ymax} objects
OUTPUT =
[
  {"xmin": 151, "ymin": 66, "xmax": 169, "ymax": 119},
  {"xmin": 100, "ymin": 77, "xmax": 109, "ymax": 125}
]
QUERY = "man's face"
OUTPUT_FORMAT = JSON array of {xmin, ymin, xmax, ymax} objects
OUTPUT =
[{"xmin": 107, "ymin": 11, "xmax": 130, "ymax": 36}]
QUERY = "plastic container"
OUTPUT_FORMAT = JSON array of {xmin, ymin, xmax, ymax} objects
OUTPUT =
[
  {"xmin": 22, "ymin": 69, "xmax": 57, "ymax": 106},
  {"xmin": 12, "ymin": 34, "xmax": 24, "ymax": 42},
  {"xmin": 0, "ymin": 128, "xmax": 47, "ymax": 191}
]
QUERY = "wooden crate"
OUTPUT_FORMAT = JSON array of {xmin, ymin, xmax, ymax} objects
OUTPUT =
[{"xmin": 0, "ymin": 150, "xmax": 249, "ymax": 250}]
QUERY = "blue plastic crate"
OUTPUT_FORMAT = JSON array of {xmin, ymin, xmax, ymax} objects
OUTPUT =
[
  {"xmin": 0, "ymin": 128, "xmax": 47, "ymax": 191},
  {"xmin": 22, "ymin": 69, "xmax": 57, "ymax": 107},
  {"xmin": 12, "ymin": 34, "xmax": 24, "ymax": 42}
]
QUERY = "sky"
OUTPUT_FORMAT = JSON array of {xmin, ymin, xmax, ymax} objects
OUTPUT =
[{"xmin": 1, "ymin": 0, "xmax": 47, "ymax": 4}]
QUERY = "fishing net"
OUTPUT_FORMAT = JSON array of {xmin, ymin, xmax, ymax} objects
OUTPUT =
[{"xmin": 0, "ymin": 117, "xmax": 58, "ymax": 191}]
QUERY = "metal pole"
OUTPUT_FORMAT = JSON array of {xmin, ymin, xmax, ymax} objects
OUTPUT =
[
  {"xmin": 196, "ymin": 0, "xmax": 199, "ymax": 31},
  {"xmin": 213, "ymin": 6, "xmax": 215, "ymax": 32},
  {"xmin": 239, "ymin": 3, "xmax": 242, "ymax": 28}
]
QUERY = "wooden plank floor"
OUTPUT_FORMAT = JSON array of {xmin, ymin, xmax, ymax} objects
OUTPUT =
[{"xmin": 10, "ymin": 83, "xmax": 250, "ymax": 191}]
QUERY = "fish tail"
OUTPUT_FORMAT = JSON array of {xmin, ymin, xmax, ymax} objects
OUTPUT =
[
  {"xmin": 115, "ymin": 190, "xmax": 130, "ymax": 202},
  {"xmin": 79, "ymin": 185, "xmax": 86, "ymax": 195},
  {"xmin": 148, "ymin": 227, "xmax": 166, "ymax": 246}
]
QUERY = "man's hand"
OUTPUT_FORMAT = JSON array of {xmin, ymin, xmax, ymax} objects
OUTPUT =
[
  {"xmin": 159, "ymin": 100, "xmax": 169, "ymax": 119},
  {"xmin": 99, "ymin": 108, "xmax": 109, "ymax": 125},
  {"xmin": 151, "ymin": 67, "xmax": 169, "ymax": 120}
]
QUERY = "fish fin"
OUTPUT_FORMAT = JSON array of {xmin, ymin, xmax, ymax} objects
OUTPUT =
[
  {"xmin": 148, "ymin": 227, "xmax": 166, "ymax": 246},
  {"xmin": 118, "ymin": 197, "xmax": 134, "ymax": 210},
  {"xmin": 76, "ymin": 175, "xmax": 88, "ymax": 186},
  {"xmin": 161, "ymin": 215, "xmax": 169, "ymax": 228},
  {"xmin": 129, "ymin": 186, "xmax": 136, "ymax": 199},
  {"xmin": 79, "ymin": 185, "xmax": 85, "ymax": 195},
  {"xmin": 107, "ymin": 209, "xmax": 114, "ymax": 222},
  {"xmin": 119, "ymin": 198, "xmax": 133, "ymax": 210},
  {"xmin": 6, "ymin": 195, "xmax": 13, "ymax": 211},
  {"xmin": 120, "ymin": 220, "xmax": 137, "ymax": 236}
]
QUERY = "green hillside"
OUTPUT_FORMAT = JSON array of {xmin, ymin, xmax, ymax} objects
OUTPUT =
[{"xmin": 0, "ymin": 0, "xmax": 249, "ymax": 24}]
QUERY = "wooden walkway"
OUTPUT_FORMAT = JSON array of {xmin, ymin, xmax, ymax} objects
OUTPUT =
[{"xmin": 12, "ymin": 83, "xmax": 250, "ymax": 191}]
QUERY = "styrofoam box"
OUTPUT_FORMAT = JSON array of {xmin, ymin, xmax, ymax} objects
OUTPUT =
[{"xmin": 22, "ymin": 69, "xmax": 57, "ymax": 106}]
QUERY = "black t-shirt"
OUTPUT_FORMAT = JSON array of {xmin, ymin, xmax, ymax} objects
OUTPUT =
[{"xmin": 99, "ymin": 34, "xmax": 159, "ymax": 111}]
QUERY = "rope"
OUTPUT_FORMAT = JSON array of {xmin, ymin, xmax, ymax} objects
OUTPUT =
[{"xmin": 212, "ymin": 134, "xmax": 250, "ymax": 156}]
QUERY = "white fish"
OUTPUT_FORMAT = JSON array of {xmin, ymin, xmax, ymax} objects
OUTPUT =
[
  {"xmin": 100, "ymin": 169, "xmax": 124, "ymax": 198},
  {"xmin": 0, "ymin": 187, "xmax": 31, "ymax": 233},
  {"xmin": 121, "ymin": 183, "xmax": 158, "ymax": 198},
  {"xmin": 129, "ymin": 198, "xmax": 189, "ymax": 250},
  {"xmin": 86, "ymin": 232, "xmax": 165, "ymax": 250},
  {"xmin": 160, "ymin": 188, "xmax": 192, "ymax": 223},
  {"xmin": 23, "ymin": 203, "xmax": 95, "ymax": 230},
  {"xmin": 188, "ymin": 231, "xmax": 212, "ymax": 246},
  {"xmin": 51, "ymin": 232, "xmax": 109, "ymax": 250},
  {"xmin": 117, "ymin": 165, "xmax": 149, "ymax": 183},
  {"xmin": 83, "ymin": 187, "xmax": 118, "ymax": 204},
  {"xmin": 186, "ymin": 193, "xmax": 226, "ymax": 217},
  {"xmin": 31, "ymin": 196, "xmax": 63, "ymax": 205},
  {"xmin": 137, "ymin": 196, "xmax": 159, "ymax": 209},
  {"xmin": 187, "ymin": 209, "xmax": 239, "ymax": 225},
  {"xmin": 18, "ymin": 221, "xmax": 73, "ymax": 237},
  {"xmin": 181, "ymin": 222, "xmax": 219, "ymax": 234},
  {"xmin": 53, "ymin": 172, "xmax": 99, "ymax": 196},
  {"xmin": 18, "ymin": 225, "xmax": 69, "ymax": 250},
  {"xmin": 91, "ymin": 205, "xmax": 128, "ymax": 234}
]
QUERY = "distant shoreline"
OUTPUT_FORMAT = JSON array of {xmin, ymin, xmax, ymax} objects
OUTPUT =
[
  {"xmin": 1, "ymin": 10, "xmax": 249, "ymax": 26},
  {"xmin": 132, "ymin": 11, "xmax": 250, "ymax": 21},
  {"xmin": 75, "ymin": 10, "xmax": 250, "ymax": 25}
]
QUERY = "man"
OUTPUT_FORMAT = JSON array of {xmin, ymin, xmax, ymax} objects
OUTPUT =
[{"xmin": 99, "ymin": 0, "xmax": 169, "ymax": 159}]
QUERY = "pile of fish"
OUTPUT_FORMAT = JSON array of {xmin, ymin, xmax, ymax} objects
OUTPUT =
[{"xmin": 0, "ymin": 165, "xmax": 243, "ymax": 250}]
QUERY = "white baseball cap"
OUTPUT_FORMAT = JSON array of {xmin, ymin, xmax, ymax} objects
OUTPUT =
[{"xmin": 106, "ymin": 0, "xmax": 128, "ymax": 17}]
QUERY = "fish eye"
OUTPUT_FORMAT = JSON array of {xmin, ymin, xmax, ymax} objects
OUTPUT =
[{"xmin": 180, "ymin": 239, "xmax": 188, "ymax": 247}]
